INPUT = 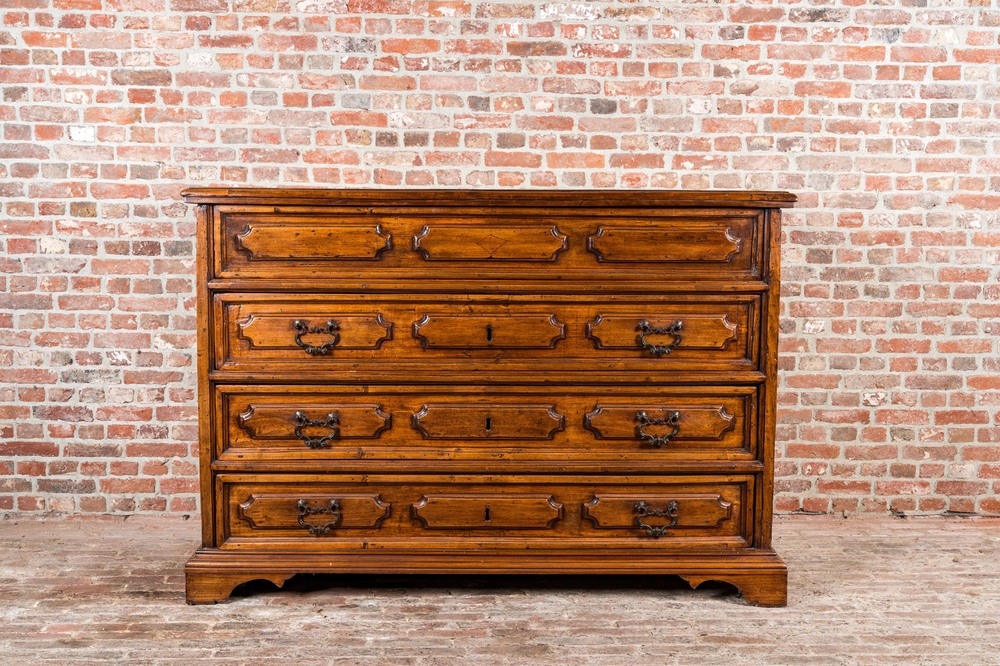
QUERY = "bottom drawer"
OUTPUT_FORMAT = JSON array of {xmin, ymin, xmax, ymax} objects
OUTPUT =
[{"xmin": 217, "ymin": 473, "xmax": 754, "ymax": 552}]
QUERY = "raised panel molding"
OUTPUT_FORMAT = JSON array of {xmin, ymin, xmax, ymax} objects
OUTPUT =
[
  {"xmin": 583, "ymin": 405, "xmax": 736, "ymax": 441},
  {"xmin": 411, "ymin": 494, "xmax": 564, "ymax": 529},
  {"xmin": 585, "ymin": 314, "xmax": 738, "ymax": 351},
  {"xmin": 582, "ymin": 494, "xmax": 733, "ymax": 530},
  {"xmin": 412, "ymin": 225, "xmax": 568, "ymax": 262},
  {"xmin": 586, "ymin": 225, "xmax": 743, "ymax": 263},
  {"xmin": 411, "ymin": 404, "xmax": 565, "ymax": 440},
  {"xmin": 234, "ymin": 219, "xmax": 394, "ymax": 261},
  {"xmin": 411, "ymin": 313, "xmax": 566, "ymax": 349},
  {"xmin": 237, "ymin": 493, "xmax": 391, "ymax": 530},
  {"xmin": 236, "ymin": 312, "xmax": 394, "ymax": 350},
  {"xmin": 237, "ymin": 404, "xmax": 392, "ymax": 440}
]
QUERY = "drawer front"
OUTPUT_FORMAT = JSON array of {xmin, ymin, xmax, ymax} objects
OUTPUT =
[
  {"xmin": 215, "ymin": 293, "xmax": 760, "ymax": 376},
  {"xmin": 214, "ymin": 206, "xmax": 764, "ymax": 282},
  {"xmin": 216, "ymin": 385, "xmax": 758, "ymax": 463},
  {"xmin": 218, "ymin": 474, "xmax": 753, "ymax": 551}
]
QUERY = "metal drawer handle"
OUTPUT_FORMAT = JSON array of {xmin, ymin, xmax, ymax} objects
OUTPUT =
[
  {"xmin": 634, "ymin": 500, "xmax": 679, "ymax": 538},
  {"xmin": 635, "ymin": 410, "xmax": 681, "ymax": 448},
  {"xmin": 294, "ymin": 411, "xmax": 340, "ymax": 449},
  {"xmin": 296, "ymin": 499, "xmax": 342, "ymax": 535},
  {"xmin": 637, "ymin": 320, "xmax": 683, "ymax": 356},
  {"xmin": 293, "ymin": 319, "xmax": 340, "ymax": 355}
]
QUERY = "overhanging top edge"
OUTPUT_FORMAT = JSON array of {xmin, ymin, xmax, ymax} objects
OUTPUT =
[{"xmin": 180, "ymin": 188, "xmax": 797, "ymax": 208}]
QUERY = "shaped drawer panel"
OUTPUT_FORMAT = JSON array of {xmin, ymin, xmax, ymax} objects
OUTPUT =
[
  {"xmin": 218, "ymin": 473, "xmax": 752, "ymax": 550},
  {"xmin": 214, "ymin": 293, "xmax": 760, "ymax": 378},
  {"xmin": 411, "ymin": 494, "xmax": 564, "ymax": 530},
  {"xmin": 213, "ymin": 207, "xmax": 765, "ymax": 283},
  {"xmin": 215, "ymin": 385, "xmax": 758, "ymax": 464}
]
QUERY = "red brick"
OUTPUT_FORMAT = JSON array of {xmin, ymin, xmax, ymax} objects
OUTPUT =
[
  {"xmin": 360, "ymin": 75, "xmax": 416, "ymax": 91},
  {"xmin": 830, "ymin": 46, "xmax": 885, "ymax": 61},
  {"xmin": 702, "ymin": 44, "xmax": 760, "ymax": 60},
  {"xmin": 0, "ymin": 441, "xmax": 60, "ymax": 457},
  {"xmin": 817, "ymin": 480, "xmax": 872, "ymax": 494},
  {"xmin": 484, "ymin": 152, "xmax": 542, "ymax": 168},
  {"xmin": 845, "ymin": 445, "xmax": 898, "ymax": 461},
  {"xmin": 936, "ymin": 481, "xmax": 988, "ymax": 496},
  {"xmin": 330, "ymin": 111, "xmax": 388, "ymax": 127},
  {"xmin": 785, "ymin": 444, "xmax": 841, "ymax": 459},
  {"xmin": 936, "ymin": 411, "xmax": 991, "ymax": 426},
  {"xmin": 99, "ymin": 478, "xmax": 155, "ymax": 494},
  {"xmin": 875, "ymin": 481, "xmax": 932, "ymax": 495},
  {"xmin": 507, "ymin": 41, "xmax": 565, "ymax": 56},
  {"xmin": 382, "ymin": 38, "xmax": 440, "ymax": 54},
  {"xmin": 22, "ymin": 31, "xmax": 66, "ymax": 47},
  {"xmin": 545, "ymin": 152, "xmax": 604, "ymax": 169},
  {"xmin": 258, "ymin": 34, "xmax": 317, "ymax": 51},
  {"xmin": 1, "ymin": 4, "xmax": 996, "ymax": 519},
  {"xmin": 572, "ymin": 43, "xmax": 631, "ymax": 59},
  {"xmin": 33, "ymin": 406, "xmax": 93, "ymax": 423},
  {"xmin": 794, "ymin": 81, "xmax": 853, "ymax": 98},
  {"xmin": 604, "ymin": 81, "xmax": 661, "ymax": 97},
  {"xmin": 891, "ymin": 46, "xmax": 948, "ymax": 63}
]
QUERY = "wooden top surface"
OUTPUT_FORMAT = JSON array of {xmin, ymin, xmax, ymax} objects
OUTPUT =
[{"xmin": 181, "ymin": 187, "xmax": 797, "ymax": 208}]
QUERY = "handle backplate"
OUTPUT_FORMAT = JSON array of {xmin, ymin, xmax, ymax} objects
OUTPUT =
[
  {"xmin": 294, "ymin": 411, "xmax": 340, "ymax": 449},
  {"xmin": 635, "ymin": 410, "xmax": 681, "ymax": 448},
  {"xmin": 296, "ymin": 498, "xmax": 342, "ymax": 535},
  {"xmin": 636, "ymin": 320, "xmax": 683, "ymax": 356},
  {"xmin": 293, "ymin": 319, "xmax": 340, "ymax": 355},
  {"xmin": 633, "ymin": 500, "xmax": 679, "ymax": 538}
]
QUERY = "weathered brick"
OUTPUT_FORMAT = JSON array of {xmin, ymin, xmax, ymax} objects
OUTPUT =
[
  {"xmin": 382, "ymin": 38, "xmax": 439, "ymax": 54},
  {"xmin": 506, "ymin": 41, "xmax": 565, "ymax": 56},
  {"xmin": 0, "ymin": 0, "xmax": 996, "ymax": 519},
  {"xmin": 110, "ymin": 69, "xmax": 171, "ymax": 86}
]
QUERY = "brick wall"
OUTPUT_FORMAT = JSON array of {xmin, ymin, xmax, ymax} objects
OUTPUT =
[{"xmin": 1, "ymin": 0, "xmax": 998, "ymax": 516}]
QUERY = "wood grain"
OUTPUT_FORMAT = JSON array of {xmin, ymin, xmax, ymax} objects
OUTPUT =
[
  {"xmin": 412, "ymin": 224, "xmax": 568, "ymax": 262},
  {"xmin": 212, "ymin": 207, "xmax": 768, "ymax": 282},
  {"xmin": 186, "ymin": 188, "xmax": 792, "ymax": 606},
  {"xmin": 215, "ymin": 294, "xmax": 760, "ymax": 377},
  {"xmin": 214, "ymin": 385, "xmax": 758, "ymax": 463},
  {"xmin": 217, "ymin": 473, "xmax": 751, "ymax": 548}
]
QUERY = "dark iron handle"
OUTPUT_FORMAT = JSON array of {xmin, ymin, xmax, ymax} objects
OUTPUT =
[
  {"xmin": 294, "ymin": 411, "xmax": 340, "ymax": 449},
  {"xmin": 293, "ymin": 319, "xmax": 340, "ymax": 355},
  {"xmin": 634, "ymin": 500, "xmax": 679, "ymax": 538},
  {"xmin": 296, "ymin": 499, "xmax": 342, "ymax": 535},
  {"xmin": 637, "ymin": 320, "xmax": 683, "ymax": 356},
  {"xmin": 635, "ymin": 410, "xmax": 681, "ymax": 448}
]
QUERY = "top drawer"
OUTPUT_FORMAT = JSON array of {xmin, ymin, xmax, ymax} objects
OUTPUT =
[{"xmin": 210, "ymin": 206, "xmax": 768, "ymax": 283}]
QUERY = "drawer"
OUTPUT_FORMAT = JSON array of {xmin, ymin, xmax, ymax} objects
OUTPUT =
[
  {"xmin": 215, "ymin": 385, "xmax": 759, "ymax": 464},
  {"xmin": 212, "ymin": 206, "xmax": 765, "ymax": 283},
  {"xmin": 217, "ymin": 473, "xmax": 753, "ymax": 551},
  {"xmin": 213, "ymin": 293, "xmax": 760, "ymax": 378}
]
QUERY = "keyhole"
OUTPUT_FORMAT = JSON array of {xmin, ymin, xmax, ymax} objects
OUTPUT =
[
  {"xmin": 485, "ymin": 416, "xmax": 492, "ymax": 432},
  {"xmin": 484, "ymin": 505, "xmax": 491, "ymax": 522},
  {"xmin": 485, "ymin": 324, "xmax": 493, "ymax": 342}
]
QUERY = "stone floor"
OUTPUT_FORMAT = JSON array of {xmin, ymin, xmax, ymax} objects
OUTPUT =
[{"xmin": 0, "ymin": 515, "xmax": 998, "ymax": 665}]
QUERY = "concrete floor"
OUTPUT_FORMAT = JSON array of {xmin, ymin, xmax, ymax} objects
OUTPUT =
[{"xmin": 0, "ymin": 515, "xmax": 998, "ymax": 665}]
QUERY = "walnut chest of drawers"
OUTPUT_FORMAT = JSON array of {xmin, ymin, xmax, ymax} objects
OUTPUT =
[{"xmin": 182, "ymin": 188, "xmax": 794, "ymax": 606}]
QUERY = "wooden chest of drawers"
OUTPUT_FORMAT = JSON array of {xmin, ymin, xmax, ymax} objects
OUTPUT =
[{"xmin": 183, "ymin": 188, "xmax": 794, "ymax": 606}]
